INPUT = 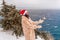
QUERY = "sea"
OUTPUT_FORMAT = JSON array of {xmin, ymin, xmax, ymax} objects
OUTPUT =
[{"xmin": 29, "ymin": 9, "xmax": 60, "ymax": 40}]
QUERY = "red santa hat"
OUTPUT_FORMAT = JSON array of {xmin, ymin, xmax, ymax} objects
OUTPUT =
[{"xmin": 19, "ymin": 9, "xmax": 28, "ymax": 15}]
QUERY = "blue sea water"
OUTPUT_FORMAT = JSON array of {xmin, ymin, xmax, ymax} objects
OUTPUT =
[{"xmin": 29, "ymin": 10, "xmax": 60, "ymax": 40}]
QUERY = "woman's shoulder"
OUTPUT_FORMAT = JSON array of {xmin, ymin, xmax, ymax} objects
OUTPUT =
[
  {"xmin": 22, "ymin": 16, "xmax": 28, "ymax": 20},
  {"xmin": 22, "ymin": 16, "xmax": 26, "ymax": 18}
]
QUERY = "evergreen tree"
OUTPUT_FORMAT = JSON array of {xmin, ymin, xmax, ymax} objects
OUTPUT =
[{"xmin": 0, "ymin": 0, "xmax": 23, "ymax": 37}]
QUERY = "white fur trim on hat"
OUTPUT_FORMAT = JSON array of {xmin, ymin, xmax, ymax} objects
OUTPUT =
[{"xmin": 23, "ymin": 10, "xmax": 28, "ymax": 15}]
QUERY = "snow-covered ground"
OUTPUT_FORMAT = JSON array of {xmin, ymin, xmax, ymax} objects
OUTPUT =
[{"xmin": 0, "ymin": 27, "xmax": 44, "ymax": 40}]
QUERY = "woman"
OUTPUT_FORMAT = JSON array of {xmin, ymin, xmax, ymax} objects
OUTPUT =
[{"xmin": 19, "ymin": 9, "xmax": 46, "ymax": 40}]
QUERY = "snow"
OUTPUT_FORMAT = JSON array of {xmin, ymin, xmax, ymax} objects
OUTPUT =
[{"xmin": 0, "ymin": 27, "xmax": 44, "ymax": 40}]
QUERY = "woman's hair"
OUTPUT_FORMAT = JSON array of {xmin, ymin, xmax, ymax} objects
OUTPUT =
[{"xmin": 24, "ymin": 14, "xmax": 29, "ymax": 19}]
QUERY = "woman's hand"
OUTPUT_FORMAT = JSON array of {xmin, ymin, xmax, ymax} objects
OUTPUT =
[
  {"xmin": 38, "ymin": 19, "xmax": 44, "ymax": 24},
  {"xmin": 38, "ymin": 17, "xmax": 46, "ymax": 24},
  {"xmin": 32, "ymin": 25, "xmax": 42, "ymax": 29}
]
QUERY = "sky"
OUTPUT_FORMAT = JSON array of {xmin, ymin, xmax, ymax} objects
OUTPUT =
[{"xmin": 0, "ymin": 0, "xmax": 60, "ymax": 9}]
